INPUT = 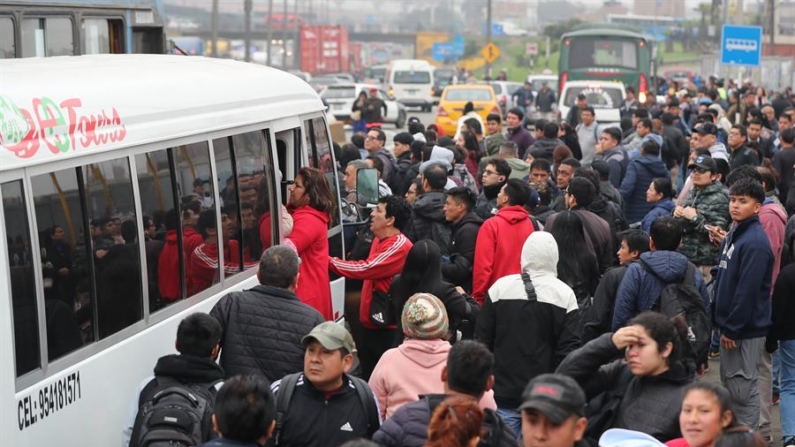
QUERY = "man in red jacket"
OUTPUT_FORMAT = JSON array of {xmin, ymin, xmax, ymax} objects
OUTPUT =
[
  {"xmin": 472, "ymin": 179, "xmax": 534, "ymax": 304},
  {"xmin": 329, "ymin": 195, "xmax": 413, "ymax": 380}
]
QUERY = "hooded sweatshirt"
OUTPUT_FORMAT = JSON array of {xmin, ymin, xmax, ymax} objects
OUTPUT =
[
  {"xmin": 472, "ymin": 205, "xmax": 534, "ymax": 303},
  {"xmin": 368, "ymin": 338, "xmax": 496, "ymax": 420},
  {"xmin": 505, "ymin": 157, "xmax": 531, "ymax": 180},
  {"xmin": 620, "ymin": 154, "xmax": 670, "ymax": 223},
  {"xmin": 707, "ymin": 142, "xmax": 730, "ymax": 163},
  {"xmin": 404, "ymin": 191, "xmax": 447, "ymax": 244},
  {"xmin": 476, "ymin": 232, "xmax": 580, "ymax": 409},
  {"xmin": 612, "ymin": 250, "xmax": 710, "ymax": 331}
]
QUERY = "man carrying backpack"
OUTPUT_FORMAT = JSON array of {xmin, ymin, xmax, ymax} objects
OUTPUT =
[
  {"xmin": 611, "ymin": 216, "xmax": 711, "ymax": 366},
  {"xmin": 268, "ymin": 322, "xmax": 380, "ymax": 447},
  {"xmin": 123, "ymin": 313, "xmax": 224, "ymax": 447}
]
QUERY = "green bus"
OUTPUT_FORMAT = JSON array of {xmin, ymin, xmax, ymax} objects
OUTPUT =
[{"xmin": 558, "ymin": 26, "xmax": 654, "ymax": 102}]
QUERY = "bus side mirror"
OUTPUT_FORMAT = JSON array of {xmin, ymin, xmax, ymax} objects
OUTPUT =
[{"xmin": 356, "ymin": 168, "xmax": 379, "ymax": 207}]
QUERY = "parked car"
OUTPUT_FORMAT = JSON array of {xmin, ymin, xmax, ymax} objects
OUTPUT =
[
  {"xmin": 435, "ymin": 84, "xmax": 501, "ymax": 137},
  {"xmin": 490, "ymin": 81, "xmax": 523, "ymax": 115},
  {"xmin": 558, "ymin": 80, "xmax": 626, "ymax": 127},
  {"xmin": 321, "ymin": 83, "xmax": 407, "ymax": 128},
  {"xmin": 310, "ymin": 75, "xmax": 343, "ymax": 93}
]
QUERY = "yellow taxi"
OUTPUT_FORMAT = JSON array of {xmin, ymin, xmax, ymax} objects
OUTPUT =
[{"xmin": 435, "ymin": 84, "xmax": 501, "ymax": 137}]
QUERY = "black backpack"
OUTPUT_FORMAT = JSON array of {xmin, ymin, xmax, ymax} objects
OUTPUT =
[
  {"xmin": 641, "ymin": 261, "xmax": 711, "ymax": 367},
  {"xmin": 130, "ymin": 377, "xmax": 220, "ymax": 447},
  {"xmin": 273, "ymin": 373, "xmax": 380, "ymax": 445}
]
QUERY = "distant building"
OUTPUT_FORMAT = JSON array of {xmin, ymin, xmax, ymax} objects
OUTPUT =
[{"xmin": 632, "ymin": 0, "xmax": 685, "ymax": 18}]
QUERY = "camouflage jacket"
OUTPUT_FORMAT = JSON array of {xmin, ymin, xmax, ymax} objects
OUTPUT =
[{"xmin": 677, "ymin": 181, "xmax": 730, "ymax": 266}]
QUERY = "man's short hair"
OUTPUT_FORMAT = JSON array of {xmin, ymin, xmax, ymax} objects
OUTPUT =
[
  {"xmin": 731, "ymin": 124, "xmax": 747, "ymax": 138},
  {"xmin": 213, "ymin": 375, "xmax": 276, "ymax": 443},
  {"xmin": 351, "ymin": 134, "xmax": 365, "ymax": 149},
  {"xmin": 641, "ymin": 139, "xmax": 661, "ymax": 156},
  {"xmin": 602, "ymin": 127, "xmax": 622, "ymax": 144},
  {"xmin": 422, "ymin": 163, "xmax": 448, "ymax": 191},
  {"xmin": 486, "ymin": 113, "xmax": 502, "ymax": 124},
  {"xmin": 408, "ymin": 121, "xmax": 425, "ymax": 135},
  {"xmin": 366, "ymin": 155, "xmax": 384, "ymax": 174},
  {"xmin": 619, "ymin": 230, "xmax": 651, "ymax": 255},
  {"xmin": 488, "ymin": 158, "xmax": 512, "ymax": 177},
  {"xmin": 590, "ymin": 159, "xmax": 610, "ymax": 181},
  {"xmin": 347, "ymin": 159, "xmax": 368, "ymax": 170},
  {"xmin": 393, "ymin": 132, "xmax": 414, "ymax": 145},
  {"xmin": 748, "ymin": 118, "xmax": 763, "ymax": 128},
  {"xmin": 756, "ymin": 166, "xmax": 776, "ymax": 192},
  {"xmin": 626, "ymin": 86, "xmax": 635, "ymax": 94},
  {"xmin": 446, "ymin": 340, "xmax": 494, "ymax": 397},
  {"xmin": 560, "ymin": 158, "xmax": 582, "ymax": 170},
  {"xmin": 378, "ymin": 195, "xmax": 412, "ymax": 231},
  {"xmin": 729, "ymin": 178, "xmax": 765, "ymax": 204},
  {"xmin": 783, "ymin": 128, "xmax": 795, "ymax": 145},
  {"xmin": 507, "ymin": 107, "xmax": 524, "ymax": 121},
  {"xmin": 446, "ymin": 187, "xmax": 477, "ymax": 212},
  {"xmin": 542, "ymin": 122, "xmax": 559, "ymax": 139},
  {"xmin": 638, "ymin": 118, "xmax": 652, "ymax": 130},
  {"xmin": 581, "ymin": 106, "xmax": 595, "ymax": 116},
  {"xmin": 650, "ymin": 216, "xmax": 682, "ymax": 251},
  {"xmin": 574, "ymin": 167, "xmax": 601, "ymax": 195},
  {"xmin": 259, "ymin": 245, "xmax": 300, "ymax": 288},
  {"xmin": 567, "ymin": 177, "xmax": 595, "ymax": 207},
  {"xmin": 464, "ymin": 118, "xmax": 482, "ymax": 135},
  {"xmin": 504, "ymin": 179, "xmax": 531, "ymax": 207},
  {"xmin": 530, "ymin": 158, "xmax": 552, "ymax": 173},
  {"xmin": 197, "ymin": 209, "xmax": 218, "ymax": 238},
  {"xmin": 577, "ymin": 93, "xmax": 587, "ymax": 101},
  {"xmin": 176, "ymin": 313, "xmax": 221, "ymax": 357},
  {"xmin": 369, "ymin": 128, "xmax": 386, "ymax": 143},
  {"xmin": 535, "ymin": 118, "xmax": 549, "ymax": 131},
  {"xmin": 633, "ymin": 108, "xmax": 650, "ymax": 119},
  {"xmin": 499, "ymin": 141, "xmax": 519, "ymax": 157},
  {"xmin": 661, "ymin": 112, "xmax": 676, "ymax": 126}
]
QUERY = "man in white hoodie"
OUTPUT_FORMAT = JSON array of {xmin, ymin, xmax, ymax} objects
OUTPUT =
[{"xmin": 476, "ymin": 231, "xmax": 581, "ymax": 438}]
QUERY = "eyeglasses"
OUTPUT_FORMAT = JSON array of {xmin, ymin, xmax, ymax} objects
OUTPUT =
[
  {"xmin": 365, "ymin": 135, "xmax": 380, "ymax": 141},
  {"xmin": 483, "ymin": 169, "xmax": 498, "ymax": 176}
]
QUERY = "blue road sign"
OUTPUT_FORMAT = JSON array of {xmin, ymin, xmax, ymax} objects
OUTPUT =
[
  {"xmin": 720, "ymin": 25, "xmax": 762, "ymax": 67},
  {"xmin": 481, "ymin": 23, "xmax": 505, "ymax": 37},
  {"xmin": 432, "ymin": 43, "xmax": 455, "ymax": 62},
  {"xmin": 452, "ymin": 35, "xmax": 465, "ymax": 57}
]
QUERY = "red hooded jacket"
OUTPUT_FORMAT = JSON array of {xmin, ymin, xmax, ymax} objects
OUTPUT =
[
  {"xmin": 472, "ymin": 205, "xmax": 534, "ymax": 304},
  {"xmin": 157, "ymin": 227, "xmax": 205, "ymax": 301},
  {"xmin": 286, "ymin": 205, "xmax": 333, "ymax": 320}
]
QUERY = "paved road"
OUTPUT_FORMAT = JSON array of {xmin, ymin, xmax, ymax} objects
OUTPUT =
[{"xmin": 343, "ymin": 106, "xmax": 438, "ymax": 144}]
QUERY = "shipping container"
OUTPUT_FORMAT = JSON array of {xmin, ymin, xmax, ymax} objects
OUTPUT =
[{"xmin": 299, "ymin": 25, "xmax": 350, "ymax": 75}]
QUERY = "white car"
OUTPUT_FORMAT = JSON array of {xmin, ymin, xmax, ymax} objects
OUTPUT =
[
  {"xmin": 558, "ymin": 81, "xmax": 626, "ymax": 126},
  {"xmin": 321, "ymin": 83, "xmax": 407, "ymax": 128}
]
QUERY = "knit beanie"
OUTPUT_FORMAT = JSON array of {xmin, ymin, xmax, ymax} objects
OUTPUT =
[{"xmin": 401, "ymin": 293, "xmax": 449, "ymax": 340}]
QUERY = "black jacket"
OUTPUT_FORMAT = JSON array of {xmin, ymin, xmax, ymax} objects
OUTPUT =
[
  {"xmin": 372, "ymin": 394, "xmax": 520, "ymax": 447},
  {"xmin": 394, "ymin": 153, "xmax": 416, "ymax": 196},
  {"xmin": 580, "ymin": 264, "xmax": 631, "ymax": 344},
  {"xmin": 476, "ymin": 184, "xmax": 503, "ymax": 220},
  {"xmin": 268, "ymin": 373, "xmax": 379, "ymax": 447},
  {"xmin": 769, "ymin": 263, "xmax": 795, "ymax": 344},
  {"xmin": 442, "ymin": 211, "xmax": 483, "ymax": 292},
  {"xmin": 405, "ymin": 191, "xmax": 447, "ymax": 244},
  {"xmin": 556, "ymin": 334, "xmax": 696, "ymax": 442},
  {"xmin": 210, "ymin": 285, "xmax": 325, "ymax": 382},
  {"xmin": 662, "ymin": 125, "xmax": 688, "ymax": 168},
  {"xmin": 729, "ymin": 144, "xmax": 761, "ymax": 170}
]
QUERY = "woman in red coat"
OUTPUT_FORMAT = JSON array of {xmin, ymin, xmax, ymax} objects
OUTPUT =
[{"xmin": 285, "ymin": 167, "xmax": 334, "ymax": 320}]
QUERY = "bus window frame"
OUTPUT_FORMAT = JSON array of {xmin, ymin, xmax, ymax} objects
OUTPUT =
[
  {"xmin": 80, "ymin": 15, "xmax": 126, "ymax": 55},
  {"xmin": 0, "ymin": 14, "xmax": 16, "ymax": 58}
]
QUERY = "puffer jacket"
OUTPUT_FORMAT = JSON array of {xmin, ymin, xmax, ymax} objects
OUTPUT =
[
  {"xmin": 405, "ymin": 191, "xmax": 447, "ymax": 244},
  {"xmin": 642, "ymin": 199, "xmax": 675, "ymax": 234},
  {"xmin": 620, "ymin": 154, "xmax": 670, "ymax": 224},
  {"xmin": 441, "ymin": 211, "xmax": 483, "ymax": 293},
  {"xmin": 210, "ymin": 285, "xmax": 325, "ymax": 381},
  {"xmin": 528, "ymin": 137, "xmax": 565, "ymax": 161},
  {"xmin": 476, "ymin": 232, "xmax": 580, "ymax": 410},
  {"xmin": 557, "ymin": 333, "xmax": 697, "ymax": 442},
  {"xmin": 368, "ymin": 339, "xmax": 496, "ymax": 420},
  {"xmin": 611, "ymin": 250, "xmax": 710, "ymax": 331},
  {"xmin": 677, "ymin": 182, "xmax": 730, "ymax": 266},
  {"xmin": 372, "ymin": 394, "xmax": 520, "ymax": 447}
]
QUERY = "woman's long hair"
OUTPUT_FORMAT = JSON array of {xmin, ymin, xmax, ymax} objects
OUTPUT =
[
  {"xmin": 548, "ymin": 211, "xmax": 599, "ymax": 302},
  {"xmin": 426, "ymin": 396, "xmax": 484, "ymax": 447},
  {"xmin": 392, "ymin": 240, "xmax": 444, "ymax": 307},
  {"xmin": 296, "ymin": 167, "xmax": 335, "ymax": 225}
]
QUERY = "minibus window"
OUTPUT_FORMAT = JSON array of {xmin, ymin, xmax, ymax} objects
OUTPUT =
[{"xmin": 0, "ymin": 17, "xmax": 14, "ymax": 58}]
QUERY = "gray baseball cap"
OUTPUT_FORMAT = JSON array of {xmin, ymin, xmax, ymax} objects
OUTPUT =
[{"xmin": 301, "ymin": 322, "xmax": 357, "ymax": 353}]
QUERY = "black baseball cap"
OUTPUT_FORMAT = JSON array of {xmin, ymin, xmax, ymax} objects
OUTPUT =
[
  {"xmin": 519, "ymin": 374, "xmax": 586, "ymax": 424},
  {"xmin": 688, "ymin": 154, "xmax": 717, "ymax": 172},
  {"xmin": 696, "ymin": 122, "xmax": 718, "ymax": 137}
]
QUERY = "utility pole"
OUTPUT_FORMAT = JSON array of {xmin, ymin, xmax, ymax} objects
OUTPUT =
[
  {"xmin": 266, "ymin": 0, "xmax": 274, "ymax": 66},
  {"xmin": 244, "ymin": 0, "xmax": 252, "ymax": 62},
  {"xmin": 485, "ymin": 0, "xmax": 492, "ymax": 77},
  {"xmin": 210, "ymin": 0, "xmax": 218, "ymax": 57},
  {"xmin": 770, "ymin": 0, "xmax": 776, "ymax": 56}
]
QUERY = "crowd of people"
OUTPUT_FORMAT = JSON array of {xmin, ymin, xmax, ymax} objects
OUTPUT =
[{"xmin": 121, "ymin": 77, "xmax": 795, "ymax": 447}]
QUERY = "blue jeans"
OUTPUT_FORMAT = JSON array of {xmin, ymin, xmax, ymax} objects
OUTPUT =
[
  {"xmin": 711, "ymin": 330, "xmax": 720, "ymax": 353},
  {"xmin": 780, "ymin": 340, "xmax": 795, "ymax": 438},
  {"xmin": 497, "ymin": 407, "xmax": 522, "ymax": 440},
  {"xmin": 353, "ymin": 119, "xmax": 367, "ymax": 134},
  {"xmin": 774, "ymin": 349, "xmax": 781, "ymax": 395}
]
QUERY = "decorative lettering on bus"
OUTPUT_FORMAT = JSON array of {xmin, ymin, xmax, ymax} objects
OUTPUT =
[
  {"xmin": 17, "ymin": 371, "xmax": 82, "ymax": 431},
  {"xmin": 0, "ymin": 95, "xmax": 127, "ymax": 159}
]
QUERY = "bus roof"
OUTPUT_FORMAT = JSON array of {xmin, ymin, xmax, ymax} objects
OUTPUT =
[
  {"xmin": 0, "ymin": 55, "xmax": 324, "ymax": 171},
  {"xmin": 562, "ymin": 26, "xmax": 648, "ymax": 40}
]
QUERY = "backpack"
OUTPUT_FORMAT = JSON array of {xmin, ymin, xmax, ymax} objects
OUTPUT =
[
  {"xmin": 273, "ymin": 373, "xmax": 379, "ymax": 446},
  {"xmin": 640, "ymin": 261, "xmax": 711, "ymax": 367},
  {"xmin": 130, "ymin": 377, "xmax": 221, "ymax": 447}
]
